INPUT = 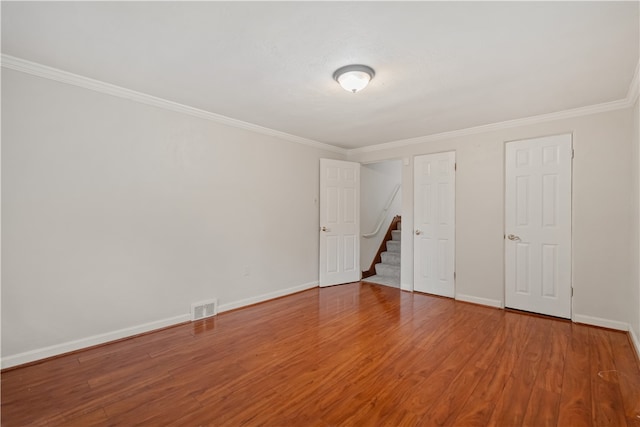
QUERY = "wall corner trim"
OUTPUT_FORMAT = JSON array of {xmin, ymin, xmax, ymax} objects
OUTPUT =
[
  {"xmin": 0, "ymin": 54, "xmax": 347, "ymax": 155},
  {"xmin": 626, "ymin": 58, "xmax": 640, "ymax": 105},
  {"xmin": 455, "ymin": 293, "xmax": 504, "ymax": 309},
  {"xmin": 572, "ymin": 313, "xmax": 630, "ymax": 331}
]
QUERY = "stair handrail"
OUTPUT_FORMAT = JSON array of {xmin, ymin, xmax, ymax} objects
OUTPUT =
[{"xmin": 362, "ymin": 184, "xmax": 401, "ymax": 238}]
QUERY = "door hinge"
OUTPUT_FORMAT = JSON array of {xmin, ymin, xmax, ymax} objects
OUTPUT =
[
  {"xmin": 454, "ymin": 163, "xmax": 457, "ymax": 171},
  {"xmin": 571, "ymin": 287, "xmax": 574, "ymax": 297},
  {"xmin": 453, "ymin": 272, "xmax": 456, "ymax": 280},
  {"xmin": 571, "ymin": 149, "xmax": 575, "ymax": 159}
]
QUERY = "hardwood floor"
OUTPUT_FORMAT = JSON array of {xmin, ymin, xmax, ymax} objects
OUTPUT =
[{"xmin": 2, "ymin": 282, "xmax": 639, "ymax": 426}]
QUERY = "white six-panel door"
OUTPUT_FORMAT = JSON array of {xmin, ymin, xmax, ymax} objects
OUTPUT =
[
  {"xmin": 319, "ymin": 159, "xmax": 360, "ymax": 287},
  {"xmin": 414, "ymin": 152, "xmax": 456, "ymax": 297},
  {"xmin": 505, "ymin": 134, "xmax": 572, "ymax": 318}
]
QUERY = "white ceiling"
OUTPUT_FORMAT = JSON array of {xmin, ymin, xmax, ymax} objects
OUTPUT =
[{"xmin": 2, "ymin": 1, "xmax": 639, "ymax": 150}]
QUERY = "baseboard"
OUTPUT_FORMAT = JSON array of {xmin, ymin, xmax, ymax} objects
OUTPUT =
[
  {"xmin": 455, "ymin": 293, "xmax": 504, "ymax": 309},
  {"xmin": 572, "ymin": 314, "xmax": 629, "ymax": 331},
  {"xmin": 1, "ymin": 281, "xmax": 320, "ymax": 370},
  {"xmin": 1, "ymin": 314, "xmax": 191, "ymax": 369},
  {"xmin": 218, "ymin": 281, "xmax": 318, "ymax": 313},
  {"xmin": 629, "ymin": 326, "xmax": 640, "ymax": 363}
]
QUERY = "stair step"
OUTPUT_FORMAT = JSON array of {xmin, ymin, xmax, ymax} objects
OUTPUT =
[
  {"xmin": 391, "ymin": 230, "xmax": 401, "ymax": 241},
  {"xmin": 363, "ymin": 275, "xmax": 400, "ymax": 288},
  {"xmin": 381, "ymin": 251, "xmax": 400, "ymax": 266},
  {"xmin": 375, "ymin": 263, "xmax": 401, "ymax": 279},
  {"xmin": 386, "ymin": 240, "xmax": 400, "ymax": 253}
]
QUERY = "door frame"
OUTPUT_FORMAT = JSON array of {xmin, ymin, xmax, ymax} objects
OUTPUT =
[{"xmin": 338, "ymin": 151, "xmax": 458, "ymax": 295}]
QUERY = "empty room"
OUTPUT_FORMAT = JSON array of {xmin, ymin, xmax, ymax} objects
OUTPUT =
[{"xmin": 2, "ymin": 1, "xmax": 640, "ymax": 426}]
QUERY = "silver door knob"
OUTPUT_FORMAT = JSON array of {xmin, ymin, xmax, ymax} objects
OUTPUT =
[
  {"xmin": 321, "ymin": 226, "xmax": 328, "ymax": 232},
  {"xmin": 507, "ymin": 234, "xmax": 521, "ymax": 241},
  {"xmin": 415, "ymin": 229, "xmax": 422, "ymax": 235}
]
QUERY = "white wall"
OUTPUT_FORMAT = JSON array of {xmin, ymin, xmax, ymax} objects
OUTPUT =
[
  {"xmin": 631, "ymin": 97, "xmax": 640, "ymax": 350},
  {"xmin": 1, "ymin": 69, "xmax": 345, "ymax": 365},
  {"xmin": 349, "ymin": 108, "xmax": 636, "ymax": 326},
  {"xmin": 360, "ymin": 161, "xmax": 401, "ymax": 271},
  {"xmin": 4, "ymin": 64, "xmax": 638, "ymax": 366}
]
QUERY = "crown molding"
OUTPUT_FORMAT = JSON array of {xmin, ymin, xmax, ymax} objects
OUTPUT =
[
  {"xmin": 347, "ymin": 97, "xmax": 634, "ymax": 155},
  {"xmin": 1, "ymin": 54, "xmax": 347, "ymax": 155},
  {"xmin": 348, "ymin": 58, "xmax": 640, "ymax": 156},
  {"xmin": 3, "ymin": 54, "xmax": 637, "ymax": 157}
]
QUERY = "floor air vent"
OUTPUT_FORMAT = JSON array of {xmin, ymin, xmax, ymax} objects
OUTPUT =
[{"xmin": 191, "ymin": 298, "xmax": 218, "ymax": 321}]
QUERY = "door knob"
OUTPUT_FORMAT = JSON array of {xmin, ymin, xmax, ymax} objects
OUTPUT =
[
  {"xmin": 321, "ymin": 226, "xmax": 329, "ymax": 232},
  {"xmin": 507, "ymin": 234, "xmax": 521, "ymax": 241},
  {"xmin": 415, "ymin": 229, "xmax": 422, "ymax": 235}
]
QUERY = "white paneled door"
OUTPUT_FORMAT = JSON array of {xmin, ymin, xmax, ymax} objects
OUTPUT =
[
  {"xmin": 319, "ymin": 159, "xmax": 360, "ymax": 287},
  {"xmin": 505, "ymin": 134, "xmax": 572, "ymax": 319},
  {"xmin": 414, "ymin": 152, "xmax": 456, "ymax": 297}
]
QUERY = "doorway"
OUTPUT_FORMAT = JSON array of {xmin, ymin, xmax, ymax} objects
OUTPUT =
[{"xmin": 360, "ymin": 160, "xmax": 402, "ymax": 288}]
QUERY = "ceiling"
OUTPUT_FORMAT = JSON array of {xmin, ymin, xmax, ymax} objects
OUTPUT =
[{"xmin": 2, "ymin": 1, "xmax": 639, "ymax": 150}]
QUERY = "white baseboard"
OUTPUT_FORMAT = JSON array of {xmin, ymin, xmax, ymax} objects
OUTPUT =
[
  {"xmin": 400, "ymin": 282, "xmax": 413, "ymax": 292},
  {"xmin": 572, "ymin": 314, "xmax": 629, "ymax": 331},
  {"xmin": 218, "ymin": 281, "xmax": 318, "ymax": 313},
  {"xmin": 8, "ymin": 284, "xmax": 630, "ymax": 370},
  {"xmin": 455, "ymin": 293, "xmax": 504, "ymax": 309},
  {"xmin": 2, "ymin": 281, "xmax": 320, "ymax": 370},
  {"xmin": 1, "ymin": 314, "xmax": 191, "ymax": 369},
  {"xmin": 629, "ymin": 326, "xmax": 640, "ymax": 361}
]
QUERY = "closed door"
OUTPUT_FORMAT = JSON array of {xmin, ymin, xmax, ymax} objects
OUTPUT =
[
  {"xmin": 414, "ymin": 152, "xmax": 456, "ymax": 297},
  {"xmin": 505, "ymin": 134, "xmax": 572, "ymax": 318},
  {"xmin": 319, "ymin": 159, "xmax": 360, "ymax": 287}
]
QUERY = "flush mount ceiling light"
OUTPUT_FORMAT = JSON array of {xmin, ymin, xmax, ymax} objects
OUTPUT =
[{"xmin": 333, "ymin": 64, "xmax": 375, "ymax": 93}]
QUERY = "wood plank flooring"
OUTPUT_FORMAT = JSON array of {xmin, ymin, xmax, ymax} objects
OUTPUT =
[{"xmin": 2, "ymin": 282, "xmax": 639, "ymax": 426}]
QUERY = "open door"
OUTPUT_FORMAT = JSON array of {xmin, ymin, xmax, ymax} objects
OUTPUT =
[{"xmin": 319, "ymin": 159, "xmax": 360, "ymax": 287}]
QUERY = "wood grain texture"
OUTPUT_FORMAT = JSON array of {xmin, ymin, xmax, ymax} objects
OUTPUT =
[{"xmin": 2, "ymin": 282, "xmax": 639, "ymax": 426}]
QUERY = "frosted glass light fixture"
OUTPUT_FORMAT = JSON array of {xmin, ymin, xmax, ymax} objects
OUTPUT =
[{"xmin": 333, "ymin": 64, "xmax": 375, "ymax": 93}]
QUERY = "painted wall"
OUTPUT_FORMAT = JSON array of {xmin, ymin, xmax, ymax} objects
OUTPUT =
[
  {"xmin": 4, "ymin": 64, "xmax": 638, "ymax": 366},
  {"xmin": 1, "ymin": 69, "xmax": 345, "ymax": 364},
  {"xmin": 349, "ymin": 108, "xmax": 635, "ymax": 327},
  {"xmin": 360, "ymin": 161, "xmax": 402, "ymax": 271},
  {"xmin": 632, "ymin": 97, "xmax": 640, "ymax": 347}
]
